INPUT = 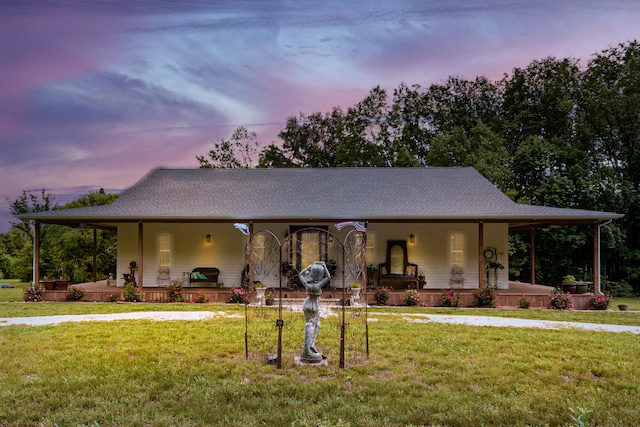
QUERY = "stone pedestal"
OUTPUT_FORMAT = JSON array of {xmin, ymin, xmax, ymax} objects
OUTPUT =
[
  {"xmin": 256, "ymin": 287, "xmax": 266, "ymax": 305},
  {"xmin": 350, "ymin": 287, "xmax": 361, "ymax": 306}
]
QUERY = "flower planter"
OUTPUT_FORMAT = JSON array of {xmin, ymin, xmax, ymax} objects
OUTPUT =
[
  {"xmin": 574, "ymin": 283, "xmax": 588, "ymax": 294},
  {"xmin": 618, "ymin": 304, "xmax": 629, "ymax": 311},
  {"xmin": 561, "ymin": 284, "xmax": 576, "ymax": 294},
  {"xmin": 42, "ymin": 280, "xmax": 56, "ymax": 290},
  {"xmin": 55, "ymin": 280, "xmax": 70, "ymax": 291},
  {"xmin": 350, "ymin": 287, "xmax": 362, "ymax": 306}
]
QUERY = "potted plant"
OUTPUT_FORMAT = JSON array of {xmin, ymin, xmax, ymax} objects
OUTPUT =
[
  {"xmin": 265, "ymin": 290, "xmax": 275, "ymax": 306},
  {"xmin": 42, "ymin": 279, "xmax": 56, "ymax": 290},
  {"xmin": 350, "ymin": 283, "xmax": 362, "ymax": 306},
  {"xmin": 561, "ymin": 275, "xmax": 577, "ymax": 294},
  {"xmin": 418, "ymin": 271, "xmax": 426, "ymax": 288},
  {"xmin": 254, "ymin": 282, "xmax": 267, "ymax": 305},
  {"xmin": 574, "ymin": 282, "xmax": 588, "ymax": 294},
  {"xmin": 366, "ymin": 265, "xmax": 378, "ymax": 288}
]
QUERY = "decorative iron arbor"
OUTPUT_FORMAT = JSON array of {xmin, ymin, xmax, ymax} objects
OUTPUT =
[{"xmin": 238, "ymin": 223, "xmax": 369, "ymax": 369}]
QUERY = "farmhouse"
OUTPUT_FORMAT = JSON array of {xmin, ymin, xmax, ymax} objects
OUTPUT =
[{"xmin": 21, "ymin": 167, "xmax": 622, "ymax": 298}]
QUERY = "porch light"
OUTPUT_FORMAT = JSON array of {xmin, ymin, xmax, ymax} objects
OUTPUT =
[
  {"xmin": 206, "ymin": 234, "xmax": 211, "ymax": 244},
  {"xmin": 409, "ymin": 234, "xmax": 415, "ymax": 244}
]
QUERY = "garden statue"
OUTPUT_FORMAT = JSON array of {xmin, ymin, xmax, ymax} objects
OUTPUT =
[{"xmin": 299, "ymin": 261, "xmax": 331, "ymax": 363}]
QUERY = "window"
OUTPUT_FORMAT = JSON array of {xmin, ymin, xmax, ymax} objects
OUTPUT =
[
  {"xmin": 450, "ymin": 233, "xmax": 463, "ymax": 266},
  {"xmin": 159, "ymin": 234, "xmax": 171, "ymax": 268},
  {"xmin": 253, "ymin": 234, "xmax": 265, "ymax": 261},
  {"xmin": 289, "ymin": 226, "xmax": 328, "ymax": 271}
]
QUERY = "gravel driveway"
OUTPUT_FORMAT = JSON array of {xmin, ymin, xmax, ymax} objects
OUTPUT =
[{"xmin": 1, "ymin": 310, "xmax": 638, "ymax": 334}]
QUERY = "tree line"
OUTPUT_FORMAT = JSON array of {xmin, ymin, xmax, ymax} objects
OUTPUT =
[
  {"xmin": 1, "ymin": 189, "xmax": 118, "ymax": 283},
  {"xmin": 198, "ymin": 41, "xmax": 640, "ymax": 294}
]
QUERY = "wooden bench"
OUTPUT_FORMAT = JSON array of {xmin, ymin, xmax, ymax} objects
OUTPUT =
[{"xmin": 189, "ymin": 267, "xmax": 219, "ymax": 287}]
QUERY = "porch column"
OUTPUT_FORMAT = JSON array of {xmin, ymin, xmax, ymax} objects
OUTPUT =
[
  {"xmin": 530, "ymin": 229, "xmax": 535, "ymax": 286},
  {"xmin": 138, "ymin": 222, "xmax": 143, "ymax": 289},
  {"xmin": 478, "ymin": 222, "xmax": 484, "ymax": 289},
  {"xmin": 33, "ymin": 222, "xmax": 41, "ymax": 285},
  {"xmin": 92, "ymin": 228, "xmax": 97, "ymax": 282},
  {"xmin": 361, "ymin": 233, "xmax": 367, "ymax": 289},
  {"xmin": 593, "ymin": 222, "xmax": 600, "ymax": 294},
  {"xmin": 248, "ymin": 222, "xmax": 254, "ymax": 286}
]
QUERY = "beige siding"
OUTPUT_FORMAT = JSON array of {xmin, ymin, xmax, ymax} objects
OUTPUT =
[
  {"xmin": 365, "ymin": 223, "xmax": 508, "ymax": 289},
  {"xmin": 117, "ymin": 221, "xmax": 510, "ymax": 290},
  {"xmin": 118, "ymin": 223, "xmax": 248, "ymax": 287}
]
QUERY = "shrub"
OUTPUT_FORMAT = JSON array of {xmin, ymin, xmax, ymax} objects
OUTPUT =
[
  {"xmin": 549, "ymin": 287, "xmax": 573, "ymax": 310},
  {"xmin": 589, "ymin": 294, "xmax": 612, "ymax": 310},
  {"xmin": 373, "ymin": 287, "xmax": 390, "ymax": 305},
  {"xmin": 440, "ymin": 290, "xmax": 461, "ymax": 307},
  {"xmin": 23, "ymin": 284, "xmax": 44, "ymax": 302},
  {"xmin": 166, "ymin": 280, "xmax": 184, "ymax": 302},
  {"xmin": 519, "ymin": 298, "xmax": 530, "ymax": 309},
  {"xmin": 64, "ymin": 286, "xmax": 85, "ymax": 301},
  {"xmin": 122, "ymin": 283, "xmax": 144, "ymax": 302},
  {"xmin": 602, "ymin": 279, "xmax": 635, "ymax": 297},
  {"xmin": 473, "ymin": 284, "xmax": 498, "ymax": 308},
  {"xmin": 228, "ymin": 287, "xmax": 247, "ymax": 304},
  {"xmin": 193, "ymin": 290, "xmax": 209, "ymax": 303},
  {"xmin": 404, "ymin": 289, "xmax": 420, "ymax": 306},
  {"xmin": 107, "ymin": 292, "xmax": 119, "ymax": 302}
]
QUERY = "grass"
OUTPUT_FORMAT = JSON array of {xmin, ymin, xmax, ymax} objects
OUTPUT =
[
  {"xmin": 0, "ymin": 279, "xmax": 27, "ymax": 302},
  {"xmin": 0, "ymin": 299, "xmax": 639, "ymax": 426}
]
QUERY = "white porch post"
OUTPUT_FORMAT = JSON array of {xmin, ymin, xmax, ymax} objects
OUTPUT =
[
  {"xmin": 594, "ymin": 222, "xmax": 600, "ymax": 294},
  {"xmin": 530, "ymin": 229, "xmax": 535, "ymax": 286},
  {"xmin": 478, "ymin": 222, "xmax": 484, "ymax": 289},
  {"xmin": 33, "ymin": 222, "xmax": 41, "ymax": 286},
  {"xmin": 138, "ymin": 222, "xmax": 143, "ymax": 289}
]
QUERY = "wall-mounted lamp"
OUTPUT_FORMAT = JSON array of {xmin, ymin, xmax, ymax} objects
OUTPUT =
[
  {"xmin": 205, "ymin": 234, "xmax": 211, "ymax": 244},
  {"xmin": 541, "ymin": 224, "xmax": 550, "ymax": 232},
  {"xmin": 409, "ymin": 234, "xmax": 415, "ymax": 244}
]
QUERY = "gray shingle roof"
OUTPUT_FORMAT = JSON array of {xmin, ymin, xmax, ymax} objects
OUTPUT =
[{"xmin": 19, "ymin": 167, "xmax": 623, "ymax": 224}]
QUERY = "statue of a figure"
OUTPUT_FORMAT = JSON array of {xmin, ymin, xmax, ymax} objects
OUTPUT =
[{"xmin": 299, "ymin": 261, "xmax": 331, "ymax": 363}]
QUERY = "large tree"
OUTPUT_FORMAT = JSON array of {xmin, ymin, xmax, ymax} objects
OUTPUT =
[{"xmin": 579, "ymin": 41, "xmax": 640, "ymax": 289}]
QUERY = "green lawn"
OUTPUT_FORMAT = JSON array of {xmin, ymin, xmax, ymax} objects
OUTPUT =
[
  {"xmin": 0, "ymin": 300, "xmax": 639, "ymax": 426},
  {"xmin": 0, "ymin": 279, "xmax": 27, "ymax": 302}
]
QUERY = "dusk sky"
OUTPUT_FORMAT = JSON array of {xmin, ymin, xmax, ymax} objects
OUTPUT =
[{"xmin": 2, "ymin": 0, "xmax": 640, "ymax": 232}]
